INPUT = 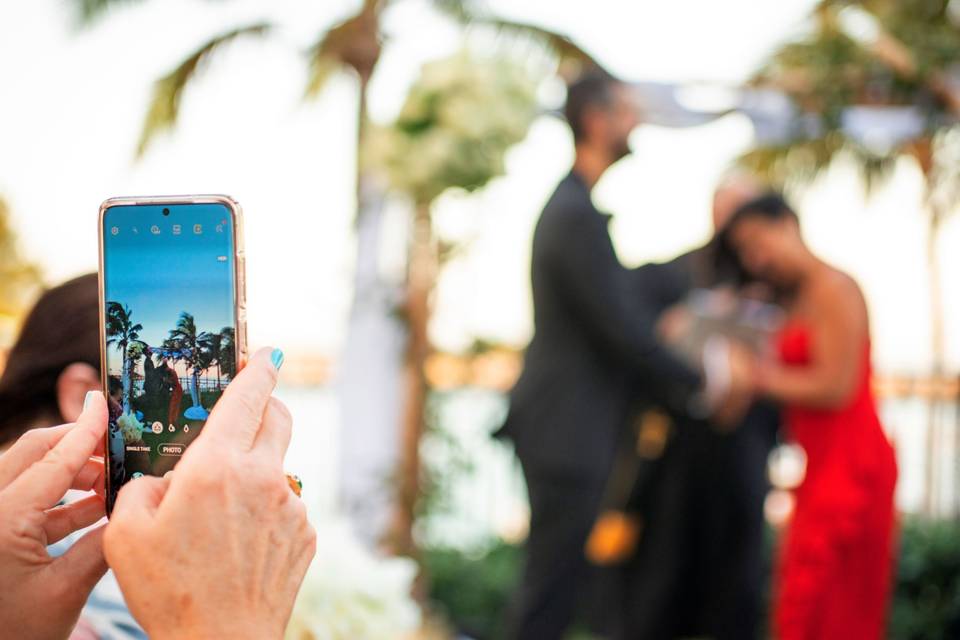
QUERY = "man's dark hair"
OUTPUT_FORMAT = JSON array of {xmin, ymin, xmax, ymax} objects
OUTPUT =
[{"xmin": 564, "ymin": 71, "xmax": 620, "ymax": 143}]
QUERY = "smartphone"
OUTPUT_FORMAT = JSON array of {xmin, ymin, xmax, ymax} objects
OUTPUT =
[{"xmin": 98, "ymin": 195, "xmax": 247, "ymax": 514}]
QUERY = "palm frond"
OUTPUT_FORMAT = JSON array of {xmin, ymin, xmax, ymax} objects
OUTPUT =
[
  {"xmin": 137, "ymin": 22, "xmax": 272, "ymax": 157},
  {"xmin": 73, "ymin": 0, "xmax": 146, "ymax": 25},
  {"xmin": 736, "ymin": 134, "xmax": 846, "ymax": 190},
  {"xmin": 738, "ymin": 133, "xmax": 901, "ymax": 197},
  {"xmin": 427, "ymin": 0, "xmax": 474, "ymax": 23},
  {"xmin": 472, "ymin": 17, "xmax": 605, "ymax": 78},
  {"xmin": 303, "ymin": 9, "xmax": 381, "ymax": 97},
  {"xmin": 433, "ymin": 1, "xmax": 605, "ymax": 77}
]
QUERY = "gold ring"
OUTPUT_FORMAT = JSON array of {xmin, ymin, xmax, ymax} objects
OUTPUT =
[{"xmin": 285, "ymin": 473, "xmax": 302, "ymax": 498}]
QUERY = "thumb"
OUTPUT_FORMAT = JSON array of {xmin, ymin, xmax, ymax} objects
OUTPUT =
[
  {"xmin": 112, "ymin": 474, "xmax": 169, "ymax": 521},
  {"xmin": 53, "ymin": 524, "xmax": 108, "ymax": 601},
  {"xmin": 104, "ymin": 476, "xmax": 169, "ymax": 568}
]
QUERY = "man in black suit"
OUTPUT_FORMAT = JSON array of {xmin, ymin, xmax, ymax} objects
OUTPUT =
[
  {"xmin": 498, "ymin": 72, "xmax": 749, "ymax": 640},
  {"xmin": 617, "ymin": 174, "xmax": 780, "ymax": 640}
]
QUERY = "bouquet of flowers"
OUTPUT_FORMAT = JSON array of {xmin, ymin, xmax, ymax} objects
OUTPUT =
[
  {"xmin": 116, "ymin": 412, "xmax": 145, "ymax": 444},
  {"xmin": 366, "ymin": 49, "xmax": 539, "ymax": 205}
]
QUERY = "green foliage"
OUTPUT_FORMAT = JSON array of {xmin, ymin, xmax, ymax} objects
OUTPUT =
[
  {"xmin": 423, "ymin": 539, "xmax": 522, "ymax": 640},
  {"xmin": 218, "ymin": 326, "xmax": 236, "ymax": 379},
  {"xmin": 424, "ymin": 517, "xmax": 960, "ymax": 639},
  {"xmin": 890, "ymin": 517, "xmax": 960, "ymax": 639},
  {"xmin": 137, "ymin": 23, "xmax": 272, "ymax": 156},
  {"xmin": 366, "ymin": 50, "xmax": 540, "ymax": 204},
  {"xmin": 83, "ymin": 0, "xmax": 605, "ymax": 165},
  {"xmin": 743, "ymin": 0, "xmax": 960, "ymax": 194},
  {"xmin": 105, "ymin": 301, "xmax": 144, "ymax": 352},
  {"xmin": 0, "ymin": 198, "xmax": 42, "ymax": 318},
  {"xmin": 73, "ymin": 0, "xmax": 145, "ymax": 24}
]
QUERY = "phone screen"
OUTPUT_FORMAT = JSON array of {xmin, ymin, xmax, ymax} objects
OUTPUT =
[{"xmin": 101, "ymin": 202, "xmax": 238, "ymax": 512}]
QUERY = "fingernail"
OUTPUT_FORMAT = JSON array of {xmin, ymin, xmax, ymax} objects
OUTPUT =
[
  {"xmin": 271, "ymin": 348, "xmax": 285, "ymax": 371},
  {"xmin": 83, "ymin": 390, "xmax": 98, "ymax": 411}
]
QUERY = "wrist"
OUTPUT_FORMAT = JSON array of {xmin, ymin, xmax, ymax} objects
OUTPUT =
[
  {"xmin": 755, "ymin": 361, "xmax": 777, "ymax": 397},
  {"xmin": 700, "ymin": 336, "xmax": 731, "ymax": 409},
  {"xmin": 148, "ymin": 617, "xmax": 281, "ymax": 640}
]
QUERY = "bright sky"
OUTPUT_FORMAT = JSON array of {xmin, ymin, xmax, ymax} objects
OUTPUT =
[{"xmin": 2, "ymin": 0, "xmax": 958, "ymax": 375}]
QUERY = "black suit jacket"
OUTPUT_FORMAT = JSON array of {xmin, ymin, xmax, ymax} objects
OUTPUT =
[{"xmin": 499, "ymin": 172, "xmax": 702, "ymax": 478}]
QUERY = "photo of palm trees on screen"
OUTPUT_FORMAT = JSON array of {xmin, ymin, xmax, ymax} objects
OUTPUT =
[{"xmin": 102, "ymin": 203, "xmax": 235, "ymax": 494}]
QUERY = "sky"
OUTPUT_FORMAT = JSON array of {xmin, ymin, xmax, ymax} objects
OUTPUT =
[
  {"xmin": 2, "ymin": 0, "xmax": 959, "ymax": 375},
  {"xmin": 102, "ymin": 202, "xmax": 235, "ymax": 351}
]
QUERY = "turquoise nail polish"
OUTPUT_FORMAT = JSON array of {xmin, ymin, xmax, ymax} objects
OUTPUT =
[
  {"xmin": 271, "ymin": 348, "xmax": 285, "ymax": 371},
  {"xmin": 83, "ymin": 390, "xmax": 97, "ymax": 411}
]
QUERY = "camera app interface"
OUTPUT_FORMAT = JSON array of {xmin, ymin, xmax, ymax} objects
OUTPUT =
[{"xmin": 102, "ymin": 203, "xmax": 236, "ymax": 509}]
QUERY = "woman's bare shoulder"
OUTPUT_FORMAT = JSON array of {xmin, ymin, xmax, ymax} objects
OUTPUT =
[{"xmin": 812, "ymin": 266, "xmax": 868, "ymax": 324}]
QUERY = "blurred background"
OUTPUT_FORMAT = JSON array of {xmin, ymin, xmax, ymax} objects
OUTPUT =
[{"xmin": 2, "ymin": 0, "xmax": 960, "ymax": 638}]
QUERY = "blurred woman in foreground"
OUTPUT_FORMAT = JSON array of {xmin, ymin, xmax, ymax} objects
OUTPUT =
[
  {"xmin": 0, "ymin": 274, "xmax": 145, "ymax": 639},
  {"xmin": 721, "ymin": 194, "xmax": 897, "ymax": 639}
]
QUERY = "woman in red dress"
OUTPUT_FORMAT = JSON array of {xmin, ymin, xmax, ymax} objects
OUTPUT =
[{"xmin": 722, "ymin": 193, "xmax": 898, "ymax": 639}]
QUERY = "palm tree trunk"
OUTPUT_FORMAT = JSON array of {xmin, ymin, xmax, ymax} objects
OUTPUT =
[
  {"xmin": 928, "ymin": 202, "xmax": 948, "ymax": 516},
  {"xmin": 337, "ymin": 64, "xmax": 408, "ymax": 551},
  {"xmin": 121, "ymin": 344, "xmax": 131, "ymax": 414},
  {"xmin": 393, "ymin": 202, "xmax": 436, "ymax": 561},
  {"xmin": 922, "ymin": 180, "xmax": 947, "ymax": 516}
]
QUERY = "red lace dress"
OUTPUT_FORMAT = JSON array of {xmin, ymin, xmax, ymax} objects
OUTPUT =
[{"xmin": 774, "ymin": 323, "xmax": 898, "ymax": 640}]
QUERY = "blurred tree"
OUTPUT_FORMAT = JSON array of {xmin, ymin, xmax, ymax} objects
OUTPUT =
[
  {"xmin": 741, "ymin": 0, "xmax": 960, "ymax": 515},
  {"xmin": 74, "ymin": 0, "xmax": 604, "ymax": 551},
  {"xmin": 0, "ymin": 197, "xmax": 43, "ymax": 334},
  {"xmin": 218, "ymin": 326, "xmax": 237, "ymax": 380},
  {"xmin": 106, "ymin": 301, "xmax": 145, "ymax": 414},
  {"xmin": 368, "ymin": 50, "xmax": 540, "ymax": 558}
]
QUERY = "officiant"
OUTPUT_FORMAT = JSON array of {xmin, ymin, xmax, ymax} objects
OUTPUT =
[{"xmin": 611, "ymin": 173, "xmax": 782, "ymax": 640}]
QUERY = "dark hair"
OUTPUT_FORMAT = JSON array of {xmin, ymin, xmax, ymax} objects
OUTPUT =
[
  {"xmin": 726, "ymin": 192, "xmax": 798, "ymax": 228},
  {"xmin": 715, "ymin": 192, "xmax": 799, "ymax": 284},
  {"xmin": 564, "ymin": 71, "xmax": 621, "ymax": 143},
  {"xmin": 0, "ymin": 274, "xmax": 100, "ymax": 444}
]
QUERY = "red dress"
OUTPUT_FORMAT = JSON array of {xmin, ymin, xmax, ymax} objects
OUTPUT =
[{"xmin": 774, "ymin": 323, "xmax": 898, "ymax": 640}]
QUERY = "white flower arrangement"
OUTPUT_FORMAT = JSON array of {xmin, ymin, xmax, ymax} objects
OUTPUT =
[
  {"xmin": 116, "ymin": 413, "xmax": 144, "ymax": 444},
  {"xmin": 285, "ymin": 519, "xmax": 421, "ymax": 640},
  {"xmin": 366, "ymin": 50, "xmax": 540, "ymax": 205}
]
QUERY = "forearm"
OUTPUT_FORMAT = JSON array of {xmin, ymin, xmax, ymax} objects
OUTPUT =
[{"xmin": 758, "ymin": 363, "xmax": 850, "ymax": 409}]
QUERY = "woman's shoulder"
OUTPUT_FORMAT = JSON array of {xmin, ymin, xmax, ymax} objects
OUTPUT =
[
  {"xmin": 817, "ymin": 267, "xmax": 863, "ymax": 301},
  {"xmin": 810, "ymin": 266, "xmax": 869, "ymax": 325}
]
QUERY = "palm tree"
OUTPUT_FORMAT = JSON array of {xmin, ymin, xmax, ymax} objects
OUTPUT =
[
  {"xmin": 106, "ymin": 301, "xmax": 145, "ymax": 414},
  {"xmin": 740, "ymin": 0, "xmax": 960, "ymax": 515},
  {"xmin": 218, "ymin": 327, "xmax": 237, "ymax": 380},
  {"xmin": 75, "ymin": 0, "xmax": 604, "ymax": 552},
  {"xmin": 165, "ymin": 312, "xmax": 214, "ymax": 419},
  {"xmin": 202, "ymin": 331, "xmax": 224, "ymax": 390},
  {"xmin": 0, "ymin": 197, "xmax": 42, "ymax": 331}
]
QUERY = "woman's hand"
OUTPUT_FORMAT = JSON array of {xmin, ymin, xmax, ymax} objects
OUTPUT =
[
  {"xmin": 0, "ymin": 392, "xmax": 109, "ymax": 640},
  {"xmin": 103, "ymin": 348, "xmax": 316, "ymax": 640},
  {"xmin": 713, "ymin": 340, "xmax": 758, "ymax": 430}
]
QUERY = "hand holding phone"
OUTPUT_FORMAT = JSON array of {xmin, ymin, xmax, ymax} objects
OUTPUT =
[
  {"xmin": 0, "ymin": 393, "xmax": 109, "ymax": 640},
  {"xmin": 104, "ymin": 348, "xmax": 315, "ymax": 640}
]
